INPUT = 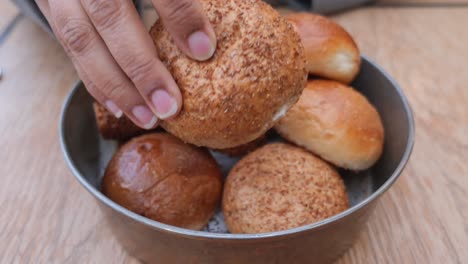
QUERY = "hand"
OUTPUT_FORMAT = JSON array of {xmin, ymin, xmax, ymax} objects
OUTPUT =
[{"xmin": 36, "ymin": 0, "xmax": 216, "ymax": 129}]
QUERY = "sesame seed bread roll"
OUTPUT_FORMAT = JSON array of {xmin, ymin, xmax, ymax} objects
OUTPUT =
[
  {"xmin": 223, "ymin": 143, "xmax": 349, "ymax": 234},
  {"xmin": 150, "ymin": 0, "xmax": 307, "ymax": 149},
  {"xmin": 214, "ymin": 135, "xmax": 266, "ymax": 157}
]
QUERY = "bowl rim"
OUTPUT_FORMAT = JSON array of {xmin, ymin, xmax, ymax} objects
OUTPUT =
[{"xmin": 59, "ymin": 55, "xmax": 415, "ymax": 240}]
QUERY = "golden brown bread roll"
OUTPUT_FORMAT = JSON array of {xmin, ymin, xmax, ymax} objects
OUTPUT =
[
  {"xmin": 223, "ymin": 143, "xmax": 349, "ymax": 234},
  {"xmin": 214, "ymin": 135, "xmax": 266, "ymax": 157},
  {"xmin": 275, "ymin": 80, "xmax": 384, "ymax": 171},
  {"xmin": 102, "ymin": 133, "xmax": 222, "ymax": 230},
  {"xmin": 150, "ymin": 0, "xmax": 307, "ymax": 149},
  {"xmin": 286, "ymin": 12, "xmax": 361, "ymax": 84},
  {"xmin": 93, "ymin": 102, "xmax": 148, "ymax": 141}
]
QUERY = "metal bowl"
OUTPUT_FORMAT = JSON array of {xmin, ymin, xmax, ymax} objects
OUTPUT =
[{"xmin": 60, "ymin": 56, "xmax": 414, "ymax": 263}]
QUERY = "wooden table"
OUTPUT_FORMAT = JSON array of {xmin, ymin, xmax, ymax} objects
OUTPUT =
[{"xmin": 1, "ymin": 1, "xmax": 467, "ymax": 263}]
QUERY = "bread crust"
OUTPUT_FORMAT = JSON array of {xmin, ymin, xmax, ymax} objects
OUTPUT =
[
  {"xmin": 275, "ymin": 80, "xmax": 384, "ymax": 170},
  {"xmin": 150, "ymin": 0, "xmax": 307, "ymax": 149},
  {"xmin": 102, "ymin": 133, "xmax": 222, "ymax": 230},
  {"xmin": 286, "ymin": 12, "xmax": 361, "ymax": 84},
  {"xmin": 223, "ymin": 143, "xmax": 348, "ymax": 234},
  {"xmin": 93, "ymin": 102, "xmax": 147, "ymax": 141},
  {"xmin": 214, "ymin": 134, "xmax": 266, "ymax": 157}
]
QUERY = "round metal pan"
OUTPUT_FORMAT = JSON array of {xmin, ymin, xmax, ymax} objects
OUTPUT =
[{"xmin": 59, "ymin": 56, "xmax": 414, "ymax": 263}]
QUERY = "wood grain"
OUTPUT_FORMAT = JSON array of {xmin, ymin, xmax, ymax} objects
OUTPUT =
[
  {"xmin": 332, "ymin": 7, "xmax": 468, "ymax": 263},
  {"xmin": 0, "ymin": 3, "xmax": 467, "ymax": 264},
  {"xmin": 0, "ymin": 19, "xmax": 139, "ymax": 264}
]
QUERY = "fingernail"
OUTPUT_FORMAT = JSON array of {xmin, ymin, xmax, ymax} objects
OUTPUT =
[
  {"xmin": 105, "ymin": 100, "xmax": 123, "ymax": 118},
  {"xmin": 132, "ymin": 105, "xmax": 158, "ymax": 129},
  {"xmin": 188, "ymin": 31, "xmax": 215, "ymax": 61},
  {"xmin": 151, "ymin": 89, "xmax": 178, "ymax": 119}
]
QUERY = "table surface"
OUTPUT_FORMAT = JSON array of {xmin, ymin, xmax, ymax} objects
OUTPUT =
[{"xmin": 1, "ymin": 1, "xmax": 467, "ymax": 263}]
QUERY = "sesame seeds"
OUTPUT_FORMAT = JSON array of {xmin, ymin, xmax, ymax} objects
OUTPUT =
[{"xmin": 149, "ymin": 0, "xmax": 306, "ymax": 148}]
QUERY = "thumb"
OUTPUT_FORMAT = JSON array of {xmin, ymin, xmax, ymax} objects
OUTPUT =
[{"xmin": 152, "ymin": 0, "xmax": 216, "ymax": 61}]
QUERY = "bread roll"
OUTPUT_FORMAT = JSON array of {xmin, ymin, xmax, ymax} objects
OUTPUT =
[
  {"xmin": 150, "ymin": 0, "xmax": 307, "ymax": 149},
  {"xmin": 286, "ymin": 12, "xmax": 360, "ymax": 84},
  {"xmin": 93, "ymin": 102, "xmax": 148, "ymax": 141},
  {"xmin": 102, "ymin": 133, "xmax": 222, "ymax": 230},
  {"xmin": 214, "ymin": 135, "xmax": 266, "ymax": 157},
  {"xmin": 223, "ymin": 143, "xmax": 349, "ymax": 234},
  {"xmin": 275, "ymin": 80, "xmax": 384, "ymax": 170}
]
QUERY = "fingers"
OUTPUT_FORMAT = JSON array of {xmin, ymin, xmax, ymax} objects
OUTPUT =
[
  {"xmin": 48, "ymin": 0, "xmax": 158, "ymax": 129},
  {"xmin": 152, "ymin": 0, "xmax": 216, "ymax": 61},
  {"xmin": 80, "ymin": 0, "xmax": 181, "ymax": 120},
  {"xmin": 35, "ymin": 0, "xmax": 51, "ymax": 19},
  {"xmin": 41, "ymin": 0, "xmax": 209, "ymax": 127}
]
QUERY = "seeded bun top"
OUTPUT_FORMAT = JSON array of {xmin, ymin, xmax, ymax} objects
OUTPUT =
[
  {"xmin": 150, "ymin": 0, "xmax": 307, "ymax": 149},
  {"xmin": 223, "ymin": 143, "xmax": 349, "ymax": 234}
]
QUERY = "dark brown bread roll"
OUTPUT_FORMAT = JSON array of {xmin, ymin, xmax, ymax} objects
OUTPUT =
[
  {"xmin": 102, "ymin": 133, "xmax": 222, "ymax": 230},
  {"xmin": 93, "ymin": 102, "xmax": 147, "ymax": 141}
]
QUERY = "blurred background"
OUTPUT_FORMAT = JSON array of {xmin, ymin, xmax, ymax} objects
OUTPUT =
[
  {"xmin": 0, "ymin": 0, "xmax": 467, "ymax": 263},
  {"xmin": 7, "ymin": 0, "xmax": 375, "ymax": 38}
]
